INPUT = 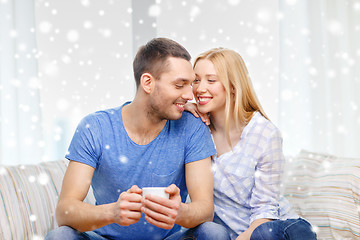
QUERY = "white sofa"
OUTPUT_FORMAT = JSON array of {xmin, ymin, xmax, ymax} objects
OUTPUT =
[
  {"xmin": 0, "ymin": 159, "xmax": 95, "ymax": 239},
  {"xmin": 0, "ymin": 150, "xmax": 359, "ymax": 239},
  {"xmin": 283, "ymin": 150, "xmax": 360, "ymax": 239}
]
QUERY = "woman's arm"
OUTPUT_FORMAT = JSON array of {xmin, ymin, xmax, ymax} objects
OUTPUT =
[
  {"xmin": 237, "ymin": 127, "xmax": 285, "ymax": 239},
  {"xmin": 236, "ymin": 218, "xmax": 272, "ymax": 240}
]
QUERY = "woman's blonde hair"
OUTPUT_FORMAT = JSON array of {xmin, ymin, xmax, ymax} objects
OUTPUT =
[{"xmin": 193, "ymin": 48, "xmax": 268, "ymax": 145}]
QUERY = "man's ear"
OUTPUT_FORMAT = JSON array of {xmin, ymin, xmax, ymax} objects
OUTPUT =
[{"xmin": 140, "ymin": 73, "xmax": 154, "ymax": 94}]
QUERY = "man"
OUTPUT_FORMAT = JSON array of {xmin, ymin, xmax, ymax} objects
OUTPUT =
[{"xmin": 45, "ymin": 38, "xmax": 230, "ymax": 240}]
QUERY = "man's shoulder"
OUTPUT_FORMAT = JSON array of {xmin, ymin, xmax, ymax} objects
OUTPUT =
[
  {"xmin": 169, "ymin": 111, "xmax": 206, "ymax": 132},
  {"xmin": 79, "ymin": 106, "xmax": 122, "ymax": 129}
]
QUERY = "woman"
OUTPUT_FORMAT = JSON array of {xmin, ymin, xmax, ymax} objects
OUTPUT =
[{"xmin": 186, "ymin": 48, "xmax": 316, "ymax": 240}]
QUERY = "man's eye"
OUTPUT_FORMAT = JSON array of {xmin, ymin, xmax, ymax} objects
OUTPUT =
[{"xmin": 176, "ymin": 85, "xmax": 184, "ymax": 88}]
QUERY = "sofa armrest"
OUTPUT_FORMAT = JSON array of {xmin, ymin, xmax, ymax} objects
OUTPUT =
[{"xmin": 283, "ymin": 150, "xmax": 360, "ymax": 239}]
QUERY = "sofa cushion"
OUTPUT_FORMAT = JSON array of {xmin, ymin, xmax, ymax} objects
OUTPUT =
[
  {"xmin": 283, "ymin": 150, "xmax": 360, "ymax": 239},
  {"xmin": 0, "ymin": 159, "xmax": 95, "ymax": 239}
]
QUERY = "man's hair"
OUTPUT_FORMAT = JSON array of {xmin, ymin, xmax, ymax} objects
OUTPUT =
[{"xmin": 133, "ymin": 38, "xmax": 191, "ymax": 88}]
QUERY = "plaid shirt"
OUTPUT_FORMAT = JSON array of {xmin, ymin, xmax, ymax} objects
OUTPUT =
[{"xmin": 212, "ymin": 112, "xmax": 298, "ymax": 237}]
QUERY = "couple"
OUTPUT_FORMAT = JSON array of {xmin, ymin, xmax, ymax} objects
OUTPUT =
[{"xmin": 45, "ymin": 38, "xmax": 316, "ymax": 240}]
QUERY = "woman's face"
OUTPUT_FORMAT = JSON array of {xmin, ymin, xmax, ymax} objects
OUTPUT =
[{"xmin": 192, "ymin": 59, "xmax": 226, "ymax": 114}]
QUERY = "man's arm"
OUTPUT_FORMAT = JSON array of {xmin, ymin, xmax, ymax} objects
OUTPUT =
[
  {"xmin": 56, "ymin": 161, "xmax": 143, "ymax": 232},
  {"xmin": 176, "ymin": 157, "xmax": 214, "ymax": 227}
]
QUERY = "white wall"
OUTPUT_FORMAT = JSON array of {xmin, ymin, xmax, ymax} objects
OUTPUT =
[{"xmin": 35, "ymin": 0, "xmax": 134, "ymax": 160}]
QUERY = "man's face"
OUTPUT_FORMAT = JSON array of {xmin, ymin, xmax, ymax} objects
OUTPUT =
[{"xmin": 149, "ymin": 57, "xmax": 195, "ymax": 121}]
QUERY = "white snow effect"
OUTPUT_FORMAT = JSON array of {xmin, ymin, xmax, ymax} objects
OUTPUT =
[
  {"xmin": 99, "ymin": 29, "xmax": 112, "ymax": 38},
  {"xmin": 30, "ymin": 214, "xmax": 37, "ymax": 222},
  {"xmin": 18, "ymin": 43, "xmax": 27, "ymax": 51},
  {"xmin": 80, "ymin": 0, "xmax": 90, "ymax": 7},
  {"xmin": 32, "ymin": 235, "xmax": 43, "ymax": 240},
  {"xmin": 354, "ymin": 2, "xmax": 360, "ymax": 11},
  {"xmin": 19, "ymin": 104, "xmax": 30, "ymax": 112},
  {"xmin": 257, "ymin": 9, "xmax": 271, "ymax": 22},
  {"xmin": 190, "ymin": 5, "xmax": 200, "ymax": 18},
  {"xmin": 337, "ymin": 125, "xmax": 348, "ymax": 134},
  {"xmin": 38, "ymin": 173, "xmax": 50, "ymax": 185},
  {"xmin": 322, "ymin": 160, "xmax": 331, "ymax": 169},
  {"xmin": 327, "ymin": 20, "xmax": 343, "ymax": 36},
  {"xmin": 0, "ymin": 167, "xmax": 7, "ymax": 175},
  {"xmin": 227, "ymin": 0, "xmax": 241, "ymax": 6},
  {"xmin": 67, "ymin": 30, "xmax": 79, "ymax": 42},
  {"xmin": 246, "ymin": 45, "xmax": 258, "ymax": 57},
  {"xmin": 148, "ymin": 4, "xmax": 161, "ymax": 17},
  {"xmin": 39, "ymin": 21, "xmax": 52, "ymax": 33},
  {"xmin": 309, "ymin": 67, "xmax": 318, "ymax": 76},
  {"xmin": 28, "ymin": 77, "xmax": 41, "ymax": 89},
  {"xmin": 351, "ymin": 101, "xmax": 358, "ymax": 111},
  {"xmin": 38, "ymin": 140, "xmax": 45, "ymax": 148},
  {"xmin": 327, "ymin": 69, "xmax": 336, "ymax": 78},
  {"xmin": 9, "ymin": 29, "xmax": 17, "ymax": 38},
  {"xmin": 119, "ymin": 155, "xmax": 128, "ymax": 164},
  {"xmin": 24, "ymin": 137, "xmax": 33, "ymax": 145},
  {"xmin": 43, "ymin": 62, "xmax": 59, "ymax": 76},
  {"xmin": 61, "ymin": 55, "xmax": 71, "ymax": 64},
  {"xmin": 83, "ymin": 21, "xmax": 93, "ymax": 29},
  {"xmin": 285, "ymin": 0, "xmax": 297, "ymax": 6},
  {"xmin": 56, "ymin": 98, "xmax": 69, "ymax": 111},
  {"xmin": 28, "ymin": 175, "xmax": 36, "ymax": 183},
  {"xmin": 281, "ymin": 89, "xmax": 293, "ymax": 101}
]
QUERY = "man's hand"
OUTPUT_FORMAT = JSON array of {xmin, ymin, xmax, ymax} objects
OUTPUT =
[
  {"xmin": 141, "ymin": 184, "xmax": 182, "ymax": 229},
  {"xmin": 113, "ymin": 185, "xmax": 143, "ymax": 226},
  {"xmin": 184, "ymin": 102, "xmax": 210, "ymax": 126}
]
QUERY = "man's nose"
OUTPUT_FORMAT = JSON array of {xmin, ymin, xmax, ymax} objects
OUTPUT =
[{"xmin": 182, "ymin": 85, "xmax": 193, "ymax": 101}]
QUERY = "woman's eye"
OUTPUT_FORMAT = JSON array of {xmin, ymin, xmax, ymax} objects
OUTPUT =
[
  {"xmin": 192, "ymin": 79, "xmax": 200, "ymax": 84},
  {"xmin": 208, "ymin": 79, "xmax": 216, "ymax": 83}
]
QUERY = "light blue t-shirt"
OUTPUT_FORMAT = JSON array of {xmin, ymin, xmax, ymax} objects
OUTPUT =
[{"xmin": 65, "ymin": 102, "xmax": 216, "ymax": 240}]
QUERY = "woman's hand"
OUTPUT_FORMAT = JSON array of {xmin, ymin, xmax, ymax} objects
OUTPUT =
[
  {"xmin": 184, "ymin": 102, "xmax": 210, "ymax": 125},
  {"xmin": 235, "ymin": 232, "xmax": 251, "ymax": 240}
]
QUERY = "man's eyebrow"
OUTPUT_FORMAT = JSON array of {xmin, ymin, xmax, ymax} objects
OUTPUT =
[
  {"xmin": 195, "ymin": 73, "xmax": 217, "ymax": 77},
  {"xmin": 174, "ymin": 78, "xmax": 192, "ymax": 83}
]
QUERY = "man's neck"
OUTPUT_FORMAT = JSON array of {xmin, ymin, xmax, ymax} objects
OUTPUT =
[{"xmin": 122, "ymin": 100, "xmax": 167, "ymax": 145}]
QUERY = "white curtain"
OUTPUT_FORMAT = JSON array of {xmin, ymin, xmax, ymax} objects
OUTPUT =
[
  {"xmin": 279, "ymin": 0, "xmax": 360, "ymax": 158},
  {"xmin": 0, "ymin": 0, "xmax": 43, "ymax": 165}
]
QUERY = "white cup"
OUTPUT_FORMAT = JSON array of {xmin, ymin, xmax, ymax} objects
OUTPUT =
[{"xmin": 142, "ymin": 187, "xmax": 169, "ymax": 199}]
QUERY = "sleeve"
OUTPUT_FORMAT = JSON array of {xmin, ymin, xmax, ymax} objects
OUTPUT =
[
  {"xmin": 249, "ymin": 127, "xmax": 285, "ymax": 223},
  {"xmin": 184, "ymin": 116, "xmax": 217, "ymax": 164},
  {"xmin": 65, "ymin": 114, "xmax": 102, "ymax": 168}
]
